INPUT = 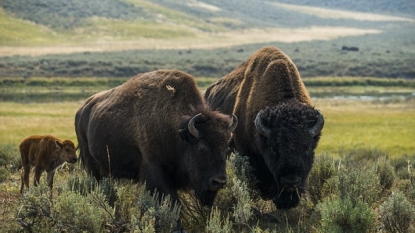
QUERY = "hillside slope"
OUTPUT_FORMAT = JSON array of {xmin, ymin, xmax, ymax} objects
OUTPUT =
[
  {"xmin": 0, "ymin": 0, "xmax": 413, "ymax": 49},
  {"xmin": 0, "ymin": 0, "xmax": 414, "ymax": 78}
]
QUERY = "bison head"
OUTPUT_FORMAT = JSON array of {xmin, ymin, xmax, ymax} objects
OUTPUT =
[
  {"xmin": 179, "ymin": 111, "xmax": 237, "ymax": 206},
  {"xmin": 254, "ymin": 100, "xmax": 324, "ymax": 209},
  {"xmin": 55, "ymin": 140, "xmax": 78, "ymax": 164}
]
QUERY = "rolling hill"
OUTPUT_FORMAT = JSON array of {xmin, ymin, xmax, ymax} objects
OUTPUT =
[{"xmin": 0, "ymin": 0, "xmax": 414, "ymax": 78}]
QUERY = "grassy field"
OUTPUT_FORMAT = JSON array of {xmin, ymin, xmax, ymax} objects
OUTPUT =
[
  {"xmin": 313, "ymin": 98, "xmax": 415, "ymax": 157},
  {"xmin": 1, "ymin": 80, "xmax": 414, "ymax": 158}
]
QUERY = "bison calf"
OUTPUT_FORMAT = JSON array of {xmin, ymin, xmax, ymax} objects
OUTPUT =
[{"xmin": 20, "ymin": 135, "xmax": 78, "ymax": 194}]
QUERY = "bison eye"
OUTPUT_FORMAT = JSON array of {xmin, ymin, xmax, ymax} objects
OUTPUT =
[{"xmin": 198, "ymin": 146, "xmax": 205, "ymax": 153}]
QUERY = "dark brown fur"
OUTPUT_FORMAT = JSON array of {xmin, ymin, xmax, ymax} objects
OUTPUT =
[
  {"xmin": 20, "ymin": 135, "xmax": 77, "ymax": 194},
  {"xmin": 205, "ymin": 47, "xmax": 324, "ymax": 209},
  {"xmin": 75, "ymin": 69, "xmax": 237, "ymax": 231}
]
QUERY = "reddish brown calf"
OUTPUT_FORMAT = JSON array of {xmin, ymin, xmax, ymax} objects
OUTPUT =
[{"xmin": 19, "ymin": 135, "xmax": 78, "ymax": 194}]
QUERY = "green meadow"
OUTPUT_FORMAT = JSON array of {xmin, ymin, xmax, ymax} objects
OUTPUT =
[{"xmin": 1, "ymin": 77, "xmax": 414, "ymax": 158}]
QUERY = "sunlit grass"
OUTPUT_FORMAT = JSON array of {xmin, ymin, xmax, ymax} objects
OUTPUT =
[
  {"xmin": 1, "ymin": 98, "xmax": 414, "ymax": 158},
  {"xmin": 0, "ymin": 8, "xmax": 66, "ymax": 46},
  {"xmin": 314, "ymin": 98, "xmax": 415, "ymax": 157},
  {"xmin": 0, "ymin": 101, "xmax": 82, "ymax": 147},
  {"xmin": 77, "ymin": 18, "xmax": 196, "ymax": 40}
]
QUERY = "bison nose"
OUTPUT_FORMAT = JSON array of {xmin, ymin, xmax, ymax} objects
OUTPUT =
[
  {"xmin": 208, "ymin": 175, "xmax": 228, "ymax": 191},
  {"xmin": 70, "ymin": 157, "xmax": 78, "ymax": 163},
  {"xmin": 281, "ymin": 175, "xmax": 301, "ymax": 187}
]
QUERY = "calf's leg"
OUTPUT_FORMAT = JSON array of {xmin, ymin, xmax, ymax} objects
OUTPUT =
[
  {"xmin": 33, "ymin": 167, "xmax": 43, "ymax": 187},
  {"xmin": 46, "ymin": 171, "xmax": 55, "ymax": 189},
  {"xmin": 20, "ymin": 164, "xmax": 31, "ymax": 194}
]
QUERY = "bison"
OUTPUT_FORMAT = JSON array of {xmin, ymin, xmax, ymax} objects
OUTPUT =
[
  {"xmin": 19, "ymin": 135, "xmax": 78, "ymax": 194},
  {"xmin": 204, "ymin": 46, "xmax": 324, "ymax": 209},
  {"xmin": 75, "ymin": 69, "xmax": 237, "ymax": 231}
]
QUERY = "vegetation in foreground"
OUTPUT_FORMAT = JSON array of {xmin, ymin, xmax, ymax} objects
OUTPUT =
[
  {"xmin": 1, "ymin": 147, "xmax": 414, "ymax": 232},
  {"xmin": 1, "ymin": 78, "xmax": 414, "ymax": 231}
]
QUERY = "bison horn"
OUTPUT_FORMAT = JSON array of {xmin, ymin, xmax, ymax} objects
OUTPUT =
[
  {"xmin": 228, "ymin": 114, "xmax": 238, "ymax": 133},
  {"xmin": 255, "ymin": 111, "xmax": 271, "ymax": 138},
  {"xmin": 188, "ymin": 113, "xmax": 202, "ymax": 138},
  {"xmin": 308, "ymin": 113, "xmax": 324, "ymax": 137}
]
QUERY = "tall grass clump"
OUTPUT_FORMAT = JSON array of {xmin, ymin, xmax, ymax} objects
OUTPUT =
[
  {"xmin": 379, "ymin": 191, "xmax": 415, "ymax": 233},
  {"xmin": 206, "ymin": 207, "xmax": 232, "ymax": 233},
  {"xmin": 307, "ymin": 154, "xmax": 338, "ymax": 205},
  {"xmin": 375, "ymin": 156, "xmax": 396, "ymax": 194},
  {"xmin": 318, "ymin": 197, "xmax": 375, "ymax": 233},
  {"xmin": 130, "ymin": 187, "xmax": 181, "ymax": 233},
  {"xmin": 15, "ymin": 171, "xmax": 182, "ymax": 232},
  {"xmin": 16, "ymin": 183, "xmax": 53, "ymax": 232},
  {"xmin": 313, "ymin": 155, "xmax": 383, "ymax": 232},
  {"xmin": 53, "ymin": 189, "xmax": 110, "ymax": 232}
]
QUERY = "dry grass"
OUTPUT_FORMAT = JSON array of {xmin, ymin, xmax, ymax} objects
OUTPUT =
[{"xmin": 0, "ymin": 26, "xmax": 380, "ymax": 56}]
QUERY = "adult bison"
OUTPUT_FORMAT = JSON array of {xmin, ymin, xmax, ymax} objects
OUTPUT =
[
  {"xmin": 204, "ymin": 46, "xmax": 324, "ymax": 209},
  {"xmin": 75, "ymin": 69, "xmax": 237, "ymax": 231},
  {"xmin": 19, "ymin": 135, "xmax": 78, "ymax": 194}
]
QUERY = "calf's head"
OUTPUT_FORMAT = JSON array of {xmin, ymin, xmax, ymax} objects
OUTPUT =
[
  {"xmin": 179, "ymin": 111, "xmax": 238, "ymax": 206},
  {"xmin": 254, "ymin": 100, "xmax": 324, "ymax": 209},
  {"xmin": 55, "ymin": 140, "xmax": 78, "ymax": 164}
]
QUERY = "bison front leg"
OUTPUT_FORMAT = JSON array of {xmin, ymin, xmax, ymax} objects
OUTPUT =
[{"xmin": 46, "ymin": 171, "xmax": 55, "ymax": 190}]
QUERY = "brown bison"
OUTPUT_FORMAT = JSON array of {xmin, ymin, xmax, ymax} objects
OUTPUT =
[
  {"xmin": 75, "ymin": 69, "xmax": 237, "ymax": 231},
  {"xmin": 205, "ymin": 46, "xmax": 324, "ymax": 209},
  {"xmin": 19, "ymin": 135, "xmax": 78, "ymax": 194}
]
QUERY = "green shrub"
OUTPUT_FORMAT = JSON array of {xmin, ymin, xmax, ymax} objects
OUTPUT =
[
  {"xmin": 379, "ymin": 191, "xmax": 415, "ymax": 233},
  {"xmin": 130, "ymin": 186, "xmax": 181, "ymax": 233},
  {"xmin": 318, "ymin": 197, "xmax": 375, "ymax": 233},
  {"xmin": 341, "ymin": 147, "xmax": 388, "ymax": 166},
  {"xmin": 0, "ymin": 144, "xmax": 21, "ymax": 173},
  {"xmin": 15, "ymin": 183, "xmax": 53, "ymax": 232},
  {"xmin": 0, "ymin": 167, "xmax": 9, "ymax": 182},
  {"xmin": 307, "ymin": 154, "xmax": 338, "ymax": 205},
  {"xmin": 67, "ymin": 173, "xmax": 117, "ymax": 205},
  {"xmin": 375, "ymin": 156, "xmax": 396, "ymax": 194},
  {"xmin": 394, "ymin": 179, "xmax": 415, "ymax": 205},
  {"xmin": 392, "ymin": 155, "xmax": 415, "ymax": 180},
  {"xmin": 337, "ymin": 162, "xmax": 381, "ymax": 206},
  {"xmin": 206, "ymin": 207, "xmax": 232, "ymax": 233},
  {"xmin": 232, "ymin": 176, "xmax": 253, "ymax": 229},
  {"xmin": 17, "ymin": 171, "xmax": 183, "ymax": 232},
  {"xmin": 53, "ymin": 190, "xmax": 110, "ymax": 232}
]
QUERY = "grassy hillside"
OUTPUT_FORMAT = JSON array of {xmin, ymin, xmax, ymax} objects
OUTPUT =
[
  {"xmin": 1, "ymin": 25, "xmax": 414, "ymax": 79},
  {"xmin": 1, "ymin": 0, "xmax": 413, "ymax": 47},
  {"xmin": 0, "ymin": 0, "xmax": 414, "ymax": 78},
  {"xmin": 275, "ymin": 0, "xmax": 415, "ymax": 17}
]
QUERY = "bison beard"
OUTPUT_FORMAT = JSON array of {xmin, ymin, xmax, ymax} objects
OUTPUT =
[{"xmin": 254, "ymin": 100, "xmax": 323, "ymax": 209}]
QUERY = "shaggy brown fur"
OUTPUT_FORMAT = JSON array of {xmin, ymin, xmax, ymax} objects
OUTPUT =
[
  {"xmin": 20, "ymin": 135, "xmax": 77, "ymax": 194},
  {"xmin": 205, "ymin": 46, "xmax": 324, "ymax": 209},
  {"xmin": 75, "ymin": 69, "xmax": 237, "ymax": 232}
]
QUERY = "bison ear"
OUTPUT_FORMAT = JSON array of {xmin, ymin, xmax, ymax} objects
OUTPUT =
[{"xmin": 55, "ymin": 140, "xmax": 63, "ymax": 149}]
